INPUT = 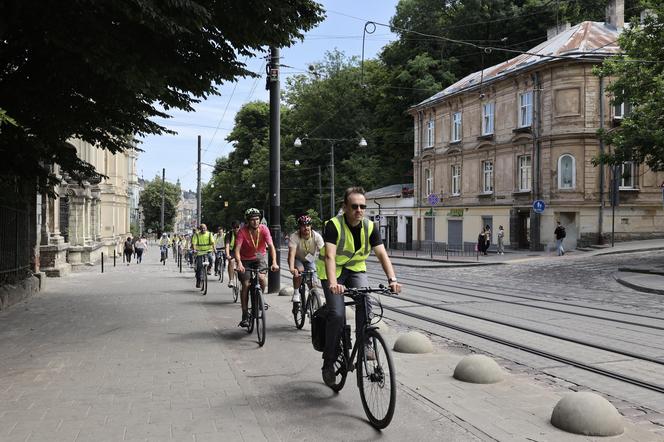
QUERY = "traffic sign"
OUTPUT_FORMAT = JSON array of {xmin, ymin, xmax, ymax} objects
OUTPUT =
[
  {"xmin": 427, "ymin": 193, "xmax": 440, "ymax": 205},
  {"xmin": 532, "ymin": 200, "xmax": 546, "ymax": 214},
  {"xmin": 374, "ymin": 215, "xmax": 381, "ymax": 221}
]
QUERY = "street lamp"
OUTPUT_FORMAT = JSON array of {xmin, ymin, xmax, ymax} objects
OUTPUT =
[{"xmin": 293, "ymin": 136, "xmax": 367, "ymax": 218}]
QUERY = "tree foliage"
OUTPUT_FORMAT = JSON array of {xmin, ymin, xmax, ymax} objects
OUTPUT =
[
  {"xmin": 0, "ymin": 0, "xmax": 324, "ymax": 189},
  {"xmin": 139, "ymin": 176, "xmax": 181, "ymax": 233},
  {"xmin": 594, "ymin": 3, "xmax": 664, "ymax": 170}
]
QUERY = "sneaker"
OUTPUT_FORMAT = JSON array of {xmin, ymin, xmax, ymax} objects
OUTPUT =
[
  {"xmin": 227, "ymin": 282, "xmax": 233, "ymax": 288},
  {"xmin": 238, "ymin": 312, "xmax": 249, "ymax": 328},
  {"xmin": 322, "ymin": 366, "xmax": 336, "ymax": 387},
  {"xmin": 364, "ymin": 344, "xmax": 376, "ymax": 361},
  {"xmin": 196, "ymin": 281, "xmax": 201, "ymax": 288},
  {"xmin": 292, "ymin": 302, "xmax": 301, "ymax": 315}
]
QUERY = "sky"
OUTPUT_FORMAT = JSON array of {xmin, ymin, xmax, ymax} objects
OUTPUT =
[{"xmin": 138, "ymin": 0, "xmax": 400, "ymax": 192}]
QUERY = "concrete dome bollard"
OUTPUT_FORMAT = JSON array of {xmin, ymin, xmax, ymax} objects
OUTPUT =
[
  {"xmin": 393, "ymin": 331, "xmax": 433, "ymax": 354},
  {"xmin": 453, "ymin": 354, "xmax": 504, "ymax": 384},
  {"xmin": 279, "ymin": 287, "xmax": 294, "ymax": 297},
  {"xmin": 550, "ymin": 392, "xmax": 624, "ymax": 436}
]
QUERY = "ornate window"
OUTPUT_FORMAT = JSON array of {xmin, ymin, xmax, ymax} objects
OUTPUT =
[
  {"xmin": 426, "ymin": 116, "xmax": 435, "ymax": 148},
  {"xmin": 424, "ymin": 168, "xmax": 433, "ymax": 195},
  {"xmin": 558, "ymin": 154, "xmax": 575, "ymax": 189},
  {"xmin": 619, "ymin": 161, "xmax": 635, "ymax": 189}
]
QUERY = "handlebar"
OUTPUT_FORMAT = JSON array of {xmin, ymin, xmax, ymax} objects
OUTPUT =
[{"xmin": 342, "ymin": 285, "xmax": 394, "ymax": 299}]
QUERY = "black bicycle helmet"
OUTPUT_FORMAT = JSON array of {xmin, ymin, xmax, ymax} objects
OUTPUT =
[{"xmin": 297, "ymin": 214, "xmax": 312, "ymax": 225}]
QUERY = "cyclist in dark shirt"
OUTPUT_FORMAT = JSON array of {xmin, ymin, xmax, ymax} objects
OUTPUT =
[{"xmin": 316, "ymin": 186, "xmax": 401, "ymax": 387}]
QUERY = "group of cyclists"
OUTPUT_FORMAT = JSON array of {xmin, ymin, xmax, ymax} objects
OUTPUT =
[{"xmin": 158, "ymin": 186, "xmax": 402, "ymax": 391}]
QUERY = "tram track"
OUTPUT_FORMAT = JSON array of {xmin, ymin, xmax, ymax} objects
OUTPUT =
[
  {"xmin": 364, "ymin": 267, "xmax": 664, "ymax": 326},
  {"xmin": 381, "ymin": 302, "xmax": 664, "ymax": 395}
]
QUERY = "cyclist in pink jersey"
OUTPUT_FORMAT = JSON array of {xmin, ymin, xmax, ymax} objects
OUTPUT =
[{"xmin": 235, "ymin": 208, "xmax": 279, "ymax": 327}]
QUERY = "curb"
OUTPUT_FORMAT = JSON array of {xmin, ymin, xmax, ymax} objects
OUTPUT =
[
  {"xmin": 595, "ymin": 246, "xmax": 664, "ymax": 256},
  {"xmin": 613, "ymin": 272, "xmax": 664, "ymax": 296},
  {"xmin": 367, "ymin": 257, "xmax": 506, "ymax": 269}
]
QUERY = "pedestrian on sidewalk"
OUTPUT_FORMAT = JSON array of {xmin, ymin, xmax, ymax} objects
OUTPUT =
[
  {"xmin": 497, "ymin": 225, "xmax": 505, "ymax": 255},
  {"xmin": 483, "ymin": 225, "xmax": 491, "ymax": 255},
  {"xmin": 554, "ymin": 221, "xmax": 566, "ymax": 256},
  {"xmin": 134, "ymin": 237, "xmax": 145, "ymax": 263},
  {"xmin": 477, "ymin": 229, "xmax": 485, "ymax": 255},
  {"xmin": 123, "ymin": 237, "xmax": 134, "ymax": 265}
]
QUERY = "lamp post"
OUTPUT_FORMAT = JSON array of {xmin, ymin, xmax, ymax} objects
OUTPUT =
[{"xmin": 293, "ymin": 137, "xmax": 367, "ymax": 218}]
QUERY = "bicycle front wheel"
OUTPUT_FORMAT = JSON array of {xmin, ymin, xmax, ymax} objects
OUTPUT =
[
  {"xmin": 255, "ymin": 289, "xmax": 266, "ymax": 346},
  {"xmin": 357, "ymin": 329, "xmax": 396, "ymax": 429},
  {"xmin": 293, "ymin": 286, "xmax": 306, "ymax": 329},
  {"xmin": 308, "ymin": 289, "xmax": 322, "ymax": 322},
  {"xmin": 201, "ymin": 269, "xmax": 208, "ymax": 295},
  {"xmin": 219, "ymin": 261, "xmax": 225, "ymax": 283}
]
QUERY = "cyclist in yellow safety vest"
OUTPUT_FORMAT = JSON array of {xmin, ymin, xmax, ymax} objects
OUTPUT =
[
  {"xmin": 317, "ymin": 186, "xmax": 401, "ymax": 388},
  {"xmin": 192, "ymin": 223, "xmax": 215, "ymax": 289}
]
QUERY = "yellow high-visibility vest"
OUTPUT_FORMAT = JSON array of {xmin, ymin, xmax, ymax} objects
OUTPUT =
[{"xmin": 316, "ymin": 215, "xmax": 373, "ymax": 280}]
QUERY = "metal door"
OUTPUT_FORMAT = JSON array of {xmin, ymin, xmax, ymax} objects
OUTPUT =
[{"xmin": 448, "ymin": 220, "xmax": 463, "ymax": 249}]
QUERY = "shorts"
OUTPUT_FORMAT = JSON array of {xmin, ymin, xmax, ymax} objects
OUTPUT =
[
  {"xmin": 294, "ymin": 257, "xmax": 316, "ymax": 273},
  {"xmin": 227, "ymin": 249, "xmax": 235, "ymax": 260},
  {"xmin": 238, "ymin": 255, "xmax": 268, "ymax": 282}
]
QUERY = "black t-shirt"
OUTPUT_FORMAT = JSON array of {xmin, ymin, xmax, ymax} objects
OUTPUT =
[{"xmin": 323, "ymin": 215, "xmax": 382, "ymax": 251}]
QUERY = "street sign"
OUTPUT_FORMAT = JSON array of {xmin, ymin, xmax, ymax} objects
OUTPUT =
[
  {"xmin": 374, "ymin": 215, "xmax": 381, "ymax": 221},
  {"xmin": 427, "ymin": 193, "xmax": 440, "ymax": 205},
  {"xmin": 532, "ymin": 200, "xmax": 546, "ymax": 214}
]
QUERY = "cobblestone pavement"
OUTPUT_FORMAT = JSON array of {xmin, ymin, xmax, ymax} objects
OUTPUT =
[{"xmin": 390, "ymin": 250, "xmax": 664, "ymax": 313}]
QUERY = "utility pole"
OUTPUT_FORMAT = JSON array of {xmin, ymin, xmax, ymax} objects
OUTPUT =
[
  {"xmin": 196, "ymin": 135, "xmax": 202, "ymax": 226},
  {"xmin": 268, "ymin": 47, "xmax": 281, "ymax": 293},
  {"xmin": 330, "ymin": 141, "xmax": 335, "ymax": 218},
  {"xmin": 318, "ymin": 166, "xmax": 323, "ymax": 219},
  {"xmin": 160, "ymin": 168, "xmax": 165, "ymax": 232}
]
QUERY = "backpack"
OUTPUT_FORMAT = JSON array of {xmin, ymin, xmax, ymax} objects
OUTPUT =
[
  {"xmin": 311, "ymin": 305, "xmax": 329, "ymax": 352},
  {"xmin": 559, "ymin": 227, "xmax": 566, "ymax": 238}
]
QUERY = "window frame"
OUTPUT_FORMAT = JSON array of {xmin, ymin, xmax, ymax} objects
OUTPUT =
[
  {"xmin": 451, "ymin": 164, "xmax": 461, "ymax": 196},
  {"xmin": 619, "ymin": 161, "xmax": 635, "ymax": 189},
  {"xmin": 481, "ymin": 102, "xmax": 495, "ymax": 136},
  {"xmin": 557, "ymin": 154, "xmax": 576, "ymax": 190},
  {"xmin": 426, "ymin": 115, "xmax": 435, "ymax": 148},
  {"xmin": 451, "ymin": 111, "xmax": 462, "ymax": 142},
  {"xmin": 518, "ymin": 155, "xmax": 532, "ymax": 191},
  {"xmin": 482, "ymin": 160, "xmax": 494, "ymax": 193},
  {"xmin": 424, "ymin": 168, "xmax": 433, "ymax": 195},
  {"xmin": 518, "ymin": 91, "xmax": 533, "ymax": 128}
]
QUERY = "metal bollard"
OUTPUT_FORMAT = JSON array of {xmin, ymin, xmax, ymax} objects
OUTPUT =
[
  {"xmin": 179, "ymin": 253, "xmax": 182, "ymax": 273},
  {"xmin": 101, "ymin": 252, "xmax": 104, "ymax": 273},
  {"xmin": 114, "ymin": 250, "xmax": 116, "ymax": 267}
]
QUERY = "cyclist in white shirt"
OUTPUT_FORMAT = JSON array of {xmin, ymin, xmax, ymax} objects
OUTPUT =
[{"xmin": 288, "ymin": 214, "xmax": 324, "ymax": 313}]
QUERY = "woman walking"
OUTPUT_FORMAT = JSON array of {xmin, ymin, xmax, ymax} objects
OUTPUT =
[
  {"xmin": 497, "ymin": 225, "xmax": 505, "ymax": 255},
  {"xmin": 123, "ymin": 237, "xmax": 134, "ymax": 265},
  {"xmin": 134, "ymin": 236, "xmax": 145, "ymax": 263}
]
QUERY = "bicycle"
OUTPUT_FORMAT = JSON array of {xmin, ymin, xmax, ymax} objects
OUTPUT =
[
  {"xmin": 159, "ymin": 245, "xmax": 168, "ymax": 265},
  {"xmin": 293, "ymin": 270, "xmax": 322, "ymax": 329},
  {"xmin": 215, "ymin": 250, "xmax": 226, "ymax": 283},
  {"xmin": 244, "ymin": 267, "xmax": 268, "ymax": 346},
  {"xmin": 194, "ymin": 251, "xmax": 210, "ymax": 296},
  {"xmin": 321, "ymin": 286, "xmax": 396, "ymax": 429}
]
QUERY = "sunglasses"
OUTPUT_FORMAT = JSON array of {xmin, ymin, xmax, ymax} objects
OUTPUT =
[{"xmin": 350, "ymin": 204, "xmax": 367, "ymax": 210}]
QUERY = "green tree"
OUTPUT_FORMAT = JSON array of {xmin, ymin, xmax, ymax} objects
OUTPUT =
[
  {"xmin": 594, "ymin": 4, "xmax": 664, "ymax": 170},
  {"xmin": 139, "ymin": 176, "xmax": 181, "ymax": 233},
  {"xmin": 0, "ymin": 0, "xmax": 324, "ymax": 189}
]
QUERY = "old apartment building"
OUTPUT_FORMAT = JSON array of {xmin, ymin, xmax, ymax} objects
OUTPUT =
[{"xmin": 409, "ymin": 1, "xmax": 664, "ymax": 251}]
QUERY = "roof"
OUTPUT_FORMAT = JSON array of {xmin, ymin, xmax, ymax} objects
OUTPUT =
[
  {"xmin": 414, "ymin": 21, "xmax": 621, "ymax": 109},
  {"xmin": 366, "ymin": 183, "xmax": 414, "ymax": 199}
]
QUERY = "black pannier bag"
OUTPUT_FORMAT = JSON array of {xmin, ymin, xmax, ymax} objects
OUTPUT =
[{"xmin": 311, "ymin": 305, "xmax": 329, "ymax": 352}]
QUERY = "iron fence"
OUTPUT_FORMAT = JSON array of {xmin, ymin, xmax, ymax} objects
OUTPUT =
[
  {"xmin": 0, "ymin": 205, "xmax": 31, "ymax": 284},
  {"xmin": 386, "ymin": 241, "xmax": 479, "ymax": 261}
]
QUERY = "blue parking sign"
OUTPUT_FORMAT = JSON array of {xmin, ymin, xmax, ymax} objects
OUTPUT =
[{"xmin": 532, "ymin": 200, "xmax": 546, "ymax": 214}]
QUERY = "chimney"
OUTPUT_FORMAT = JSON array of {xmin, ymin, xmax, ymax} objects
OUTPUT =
[
  {"xmin": 605, "ymin": 0, "xmax": 624, "ymax": 29},
  {"xmin": 547, "ymin": 22, "xmax": 571, "ymax": 40}
]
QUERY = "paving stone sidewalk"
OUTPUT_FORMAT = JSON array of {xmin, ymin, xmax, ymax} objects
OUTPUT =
[{"xmin": 1, "ymin": 247, "xmax": 661, "ymax": 441}]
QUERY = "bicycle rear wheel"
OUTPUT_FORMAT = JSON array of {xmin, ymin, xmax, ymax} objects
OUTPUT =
[
  {"xmin": 255, "ymin": 289, "xmax": 266, "ymax": 346},
  {"xmin": 219, "ymin": 260, "xmax": 225, "ymax": 283},
  {"xmin": 232, "ymin": 279, "xmax": 239, "ymax": 303},
  {"xmin": 357, "ymin": 330, "xmax": 396, "ymax": 429},
  {"xmin": 293, "ymin": 285, "xmax": 306, "ymax": 329},
  {"xmin": 201, "ymin": 269, "xmax": 208, "ymax": 295},
  {"xmin": 308, "ymin": 289, "xmax": 322, "ymax": 323}
]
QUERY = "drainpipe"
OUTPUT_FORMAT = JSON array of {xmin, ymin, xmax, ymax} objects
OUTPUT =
[
  {"xmin": 531, "ymin": 72, "xmax": 543, "ymax": 250},
  {"xmin": 598, "ymin": 75, "xmax": 605, "ymax": 244}
]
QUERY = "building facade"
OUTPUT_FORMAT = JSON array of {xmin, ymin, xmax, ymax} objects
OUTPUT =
[
  {"xmin": 365, "ymin": 184, "xmax": 415, "ymax": 250},
  {"xmin": 175, "ymin": 190, "xmax": 197, "ymax": 233},
  {"xmin": 39, "ymin": 140, "xmax": 137, "ymax": 275},
  {"xmin": 409, "ymin": 5, "xmax": 664, "ymax": 252}
]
